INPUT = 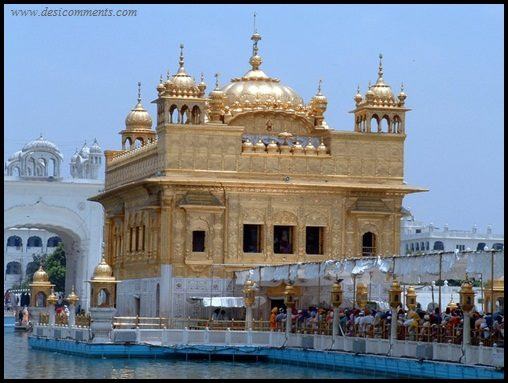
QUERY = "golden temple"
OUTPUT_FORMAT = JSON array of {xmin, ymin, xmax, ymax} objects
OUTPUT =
[{"xmin": 90, "ymin": 22, "xmax": 426, "ymax": 317}]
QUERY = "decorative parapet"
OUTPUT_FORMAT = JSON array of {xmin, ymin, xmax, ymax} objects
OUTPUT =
[
  {"xmin": 241, "ymin": 134, "xmax": 330, "ymax": 156},
  {"xmin": 108, "ymin": 140, "xmax": 158, "ymax": 168}
]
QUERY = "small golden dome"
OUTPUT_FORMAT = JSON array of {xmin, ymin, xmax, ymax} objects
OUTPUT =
[
  {"xmin": 254, "ymin": 138, "xmax": 266, "ymax": 152},
  {"xmin": 66, "ymin": 285, "xmax": 79, "ymax": 305},
  {"xmin": 317, "ymin": 140, "xmax": 327, "ymax": 155},
  {"xmin": 92, "ymin": 256, "xmax": 114, "ymax": 280},
  {"xmin": 267, "ymin": 139, "xmax": 278, "ymax": 153},
  {"xmin": 365, "ymin": 54, "xmax": 396, "ymax": 104},
  {"xmin": 33, "ymin": 265, "xmax": 49, "ymax": 283},
  {"xmin": 292, "ymin": 141, "xmax": 304, "ymax": 155},
  {"xmin": 304, "ymin": 141, "xmax": 317, "ymax": 155},
  {"xmin": 47, "ymin": 288, "xmax": 58, "ymax": 305},
  {"xmin": 447, "ymin": 296, "xmax": 458, "ymax": 310},
  {"xmin": 125, "ymin": 82, "xmax": 152, "ymax": 130},
  {"xmin": 354, "ymin": 85, "xmax": 363, "ymax": 104},
  {"xmin": 242, "ymin": 138, "xmax": 254, "ymax": 151}
]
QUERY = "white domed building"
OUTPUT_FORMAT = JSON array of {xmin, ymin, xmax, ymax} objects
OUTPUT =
[{"xmin": 4, "ymin": 136, "xmax": 105, "ymax": 309}]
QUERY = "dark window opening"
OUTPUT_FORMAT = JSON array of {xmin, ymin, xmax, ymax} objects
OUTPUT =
[
  {"xmin": 493, "ymin": 243, "xmax": 504, "ymax": 251},
  {"xmin": 433, "ymin": 241, "xmax": 444, "ymax": 251},
  {"xmin": 306, "ymin": 226, "xmax": 324, "ymax": 255},
  {"xmin": 243, "ymin": 224, "xmax": 262, "ymax": 253},
  {"xmin": 477, "ymin": 242, "xmax": 486, "ymax": 251},
  {"xmin": 274, "ymin": 226, "xmax": 293, "ymax": 254},
  {"xmin": 362, "ymin": 232, "xmax": 376, "ymax": 256},
  {"xmin": 192, "ymin": 231, "xmax": 206, "ymax": 252}
]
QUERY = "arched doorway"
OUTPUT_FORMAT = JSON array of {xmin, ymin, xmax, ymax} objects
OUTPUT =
[{"xmin": 4, "ymin": 203, "xmax": 92, "ymax": 309}]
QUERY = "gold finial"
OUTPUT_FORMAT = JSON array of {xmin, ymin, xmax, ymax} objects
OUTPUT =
[
  {"xmin": 317, "ymin": 79, "xmax": 322, "ymax": 95},
  {"xmin": 253, "ymin": 12, "xmax": 257, "ymax": 34},
  {"xmin": 159, "ymin": 74, "xmax": 163, "ymax": 84},
  {"xmin": 378, "ymin": 53, "xmax": 384, "ymax": 79},
  {"xmin": 357, "ymin": 84, "xmax": 360, "ymax": 94},
  {"xmin": 137, "ymin": 81, "xmax": 142, "ymax": 103},
  {"xmin": 179, "ymin": 43, "xmax": 185, "ymax": 70},
  {"xmin": 368, "ymin": 80, "xmax": 372, "ymax": 89},
  {"xmin": 200, "ymin": 72, "xmax": 204, "ymax": 83},
  {"xmin": 249, "ymin": 14, "xmax": 262, "ymax": 70},
  {"xmin": 400, "ymin": 82, "xmax": 404, "ymax": 92},
  {"xmin": 166, "ymin": 69, "xmax": 170, "ymax": 80},
  {"xmin": 214, "ymin": 73, "xmax": 220, "ymax": 89}
]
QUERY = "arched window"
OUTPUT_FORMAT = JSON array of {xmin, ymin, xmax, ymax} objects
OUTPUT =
[
  {"xmin": 36, "ymin": 292, "xmax": 46, "ymax": 307},
  {"xmin": 181, "ymin": 105, "xmax": 189, "ymax": 124},
  {"xmin": 27, "ymin": 236, "xmax": 42, "ymax": 247},
  {"xmin": 26, "ymin": 262, "xmax": 39, "ymax": 276},
  {"xmin": 415, "ymin": 242, "xmax": 420, "ymax": 251},
  {"xmin": 362, "ymin": 232, "xmax": 376, "ymax": 256},
  {"xmin": 380, "ymin": 115, "xmax": 390, "ymax": 133},
  {"xmin": 370, "ymin": 114, "xmax": 380, "ymax": 133},
  {"xmin": 123, "ymin": 137, "xmax": 132, "ymax": 150},
  {"xmin": 393, "ymin": 115, "xmax": 402, "ymax": 133},
  {"xmin": 6, "ymin": 261, "xmax": 22, "ymax": 275},
  {"xmin": 411, "ymin": 243, "xmax": 414, "ymax": 251},
  {"xmin": 134, "ymin": 138, "xmax": 143, "ymax": 149},
  {"xmin": 191, "ymin": 105, "xmax": 201, "ymax": 124},
  {"xmin": 97, "ymin": 288, "xmax": 110, "ymax": 307},
  {"xmin": 433, "ymin": 241, "xmax": 444, "ymax": 251},
  {"xmin": 476, "ymin": 242, "xmax": 486, "ymax": 251},
  {"xmin": 7, "ymin": 236, "xmax": 22, "ymax": 248},
  {"xmin": 12, "ymin": 167, "xmax": 20, "ymax": 176},
  {"xmin": 169, "ymin": 105, "xmax": 178, "ymax": 124},
  {"xmin": 426, "ymin": 242, "xmax": 429, "ymax": 251},
  {"xmin": 492, "ymin": 243, "xmax": 504, "ymax": 251},
  {"xmin": 47, "ymin": 236, "xmax": 62, "ymax": 247}
]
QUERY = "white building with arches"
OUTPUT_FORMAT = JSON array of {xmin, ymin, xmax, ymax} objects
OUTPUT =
[
  {"xmin": 4, "ymin": 136, "xmax": 105, "ymax": 309},
  {"xmin": 400, "ymin": 210, "xmax": 504, "ymax": 255}
]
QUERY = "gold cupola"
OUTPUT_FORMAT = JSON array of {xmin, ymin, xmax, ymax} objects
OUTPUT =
[
  {"xmin": 309, "ymin": 80, "xmax": 328, "ymax": 127},
  {"xmin": 120, "ymin": 82, "xmax": 156, "ymax": 149},
  {"xmin": 125, "ymin": 82, "xmax": 153, "ymax": 130},
  {"xmin": 351, "ymin": 54, "xmax": 410, "ymax": 134},
  {"xmin": 66, "ymin": 285, "xmax": 80, "ymax": 306},
  {"xmin": 33, "ymin": 265, "xmax": 49, "ymax": 283},
  {"xmin": 161, "ymin": 44, "xmax": 203, "ymax": 98},
  {"xmin": 92, "ymin": 256, "xmax": 115, "ymax": 281},
  {"xmin": 220, "ymin": 21, "xmax": 305, "ymax": 121},
  {"xmin": 208, "ymin": 73, "xmax": 226, "ymax": 123}
]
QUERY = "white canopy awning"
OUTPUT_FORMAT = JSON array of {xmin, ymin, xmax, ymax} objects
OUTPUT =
[
  {"xmin": 190, "ymin": 296, "xmax": 267, "ymax": 308},
  {"xmin": 235, "ymin": 250, "xmax": 504, "ymax": 286}
]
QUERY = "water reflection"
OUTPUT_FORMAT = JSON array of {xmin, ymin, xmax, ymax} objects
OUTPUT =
[{"xmin": 4, "ymin": 328, "xmax": 377, "ymax": 379}]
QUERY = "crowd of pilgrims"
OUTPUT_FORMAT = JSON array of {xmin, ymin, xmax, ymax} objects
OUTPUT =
[{"xmin": 268, "ymin": 303, "xmax": 504, "ymax": 346}]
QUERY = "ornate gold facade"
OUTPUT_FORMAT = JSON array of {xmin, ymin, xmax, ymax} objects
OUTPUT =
[{"xmin": 91, "ymin": 27, "xmax": 426, "ymax": 282}]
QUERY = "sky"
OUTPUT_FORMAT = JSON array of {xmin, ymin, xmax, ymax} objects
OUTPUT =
[{"xmin": 4, "ymin": 4, "xmax": 504, "ymax": 232}]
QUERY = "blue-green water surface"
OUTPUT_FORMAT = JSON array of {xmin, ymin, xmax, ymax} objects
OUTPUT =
[{"xmin": 4, "ymin": 325, "xmax": 379, "ymax": 379}]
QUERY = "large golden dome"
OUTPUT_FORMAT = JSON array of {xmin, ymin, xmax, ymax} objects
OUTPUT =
[
  {"xmin": 220, "ymin": 30, "xmax": 305, "ymax": 114},
  {"xmin": 33, "ymin": 265, "xmax": 49, "ymax": 283}
]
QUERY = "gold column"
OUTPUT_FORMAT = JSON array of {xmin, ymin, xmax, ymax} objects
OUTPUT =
[{"xmin": 159, "ymin": 190, "xmax": 172, "ymax": 264}]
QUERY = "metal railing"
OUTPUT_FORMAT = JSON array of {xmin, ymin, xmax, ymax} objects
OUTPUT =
[{"xmin": 109, "ymin": 315, "xmax": 503, "ymax": 348}]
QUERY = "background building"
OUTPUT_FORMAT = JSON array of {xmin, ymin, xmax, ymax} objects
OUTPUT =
[
  {"xmin": 4, "ymin": 135, "xmax": 105, "ymax": 309},
  {"xmin": 400, "ymin": 209, "xmax": 504, "ymax": 255}
]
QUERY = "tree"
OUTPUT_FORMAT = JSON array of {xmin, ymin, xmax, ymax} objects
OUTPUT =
[
  {"xmin": 45, "ymin": 243, "xmax": 66, "ymax": 293},
  {"xmin": 20, "ymin": 243, "xmax": 66, "ymax": 292}
]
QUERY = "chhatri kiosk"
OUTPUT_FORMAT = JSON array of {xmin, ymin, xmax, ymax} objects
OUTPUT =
[{"xmin": 90, "ymin": 26, "xmax": 426, "ymax": 319}]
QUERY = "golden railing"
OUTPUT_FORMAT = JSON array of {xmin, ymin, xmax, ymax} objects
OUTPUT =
[
  {"xmin": 38, "ymin": 312, "xmax": 49, "ymax": 325},
  {"xmin": 75, "ymin": 313, "xmax": 91, "ymax": 328},
  {"xmin": 55, "ymin": 312, "xmax": 68, "ymax": 326}
]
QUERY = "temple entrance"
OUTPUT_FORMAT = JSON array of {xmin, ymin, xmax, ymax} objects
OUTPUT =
[
  {"xmin": 4, "ymin": 203, "xmax": 92, "ymax": 309},
  {"xmin": 270, "ymin": 299, "xmax": 284, "ymax": 311}
]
